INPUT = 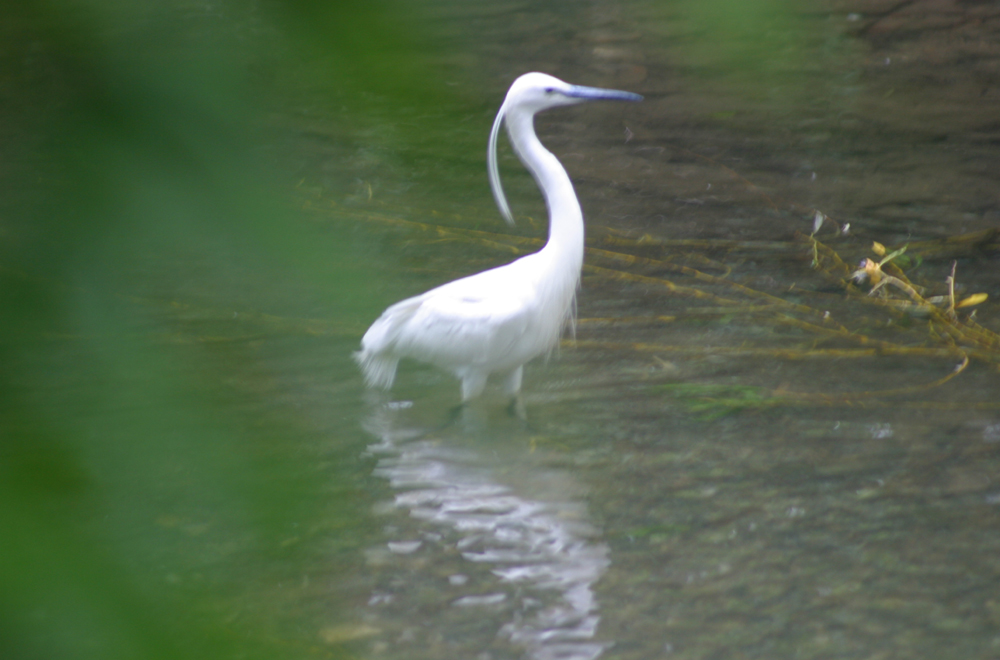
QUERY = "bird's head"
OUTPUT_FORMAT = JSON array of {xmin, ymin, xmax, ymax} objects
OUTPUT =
[
  {"xmin": 504, "ymin": 72, "xmax": 644, "ymax": 114},
  {"xmin": 488, "ymin": 72, "xmax": 643, "ymax": 225}
]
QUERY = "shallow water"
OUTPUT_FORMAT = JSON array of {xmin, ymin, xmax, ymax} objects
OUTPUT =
[
  {"xmin": 7, "ymin": 1, "xmax": 1000, "ymax": 659},
  {"xmin": 312, "ymin": 3, "xmax": 1000, "ymax": 658}
]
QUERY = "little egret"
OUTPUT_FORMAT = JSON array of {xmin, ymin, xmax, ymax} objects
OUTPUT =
[{"xmin": 355, "ymin": 72, "xmax": 642, "ymax": 410}]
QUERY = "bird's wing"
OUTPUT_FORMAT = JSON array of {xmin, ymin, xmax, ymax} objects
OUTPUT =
[
  {"xmin": 394, "ymin": 279, "xmax": 533, "ymax": 368},
  {"xmin": 361, "ymin": 255, "xmax": 545, "ymax": 366},
  {"xmin": 359, "ymin": 292, "xmax": 429, "ymax": 354}
]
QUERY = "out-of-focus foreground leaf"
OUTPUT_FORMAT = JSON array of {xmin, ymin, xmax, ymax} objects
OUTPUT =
[{"xmin": 0, "ymin": 1, "xmax": 442, "ymax": 658}]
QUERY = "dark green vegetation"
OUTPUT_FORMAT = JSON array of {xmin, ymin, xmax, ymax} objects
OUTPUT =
[{"xmin": 0, "ymin": 2, "xmax": 447, "ymax": 658}]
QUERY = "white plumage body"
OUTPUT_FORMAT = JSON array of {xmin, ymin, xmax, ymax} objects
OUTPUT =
[
  {"xmin": 355, "ymin": 72, "xmax": 641, "ymax": 404},
  {"xmin": 357, "ymin": 246, "xmax": 578, "ymax": 400}
]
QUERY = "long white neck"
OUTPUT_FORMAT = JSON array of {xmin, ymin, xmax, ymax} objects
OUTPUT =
[{"xmin": 505, "ymin": 110, "xmax": 585, "ymax": 275}]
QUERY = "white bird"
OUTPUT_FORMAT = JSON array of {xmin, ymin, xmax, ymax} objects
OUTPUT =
[{"xmin": 355, "ymin": 72, "xmax": 642, "ymax": 411}]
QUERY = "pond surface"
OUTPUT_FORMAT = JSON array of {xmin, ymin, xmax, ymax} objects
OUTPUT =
[{"xmin": 7, "ymin": 1, "xmax": 1000, "ymax": 659}]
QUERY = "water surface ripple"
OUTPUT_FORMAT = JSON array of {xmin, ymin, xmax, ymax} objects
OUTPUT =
[{"xmin": 365, "ymin": 408, "xmax": 610, "ymax": 660}]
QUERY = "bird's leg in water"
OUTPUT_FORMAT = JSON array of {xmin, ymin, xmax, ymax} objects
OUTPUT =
[
  {"xmin": 460, "ymin": 372, "xmax": 488, "ymax": 402},
  {"xmin": 444, "ymin": 401, "xmax": 490, "ymax": 431},
  {"xmin": 502, "ymin": 366, "xmax": 526, "ymax": 420},
  {"xmin": 508, "ymin": 394, "xmax": 527, "ymax": 421},
  {"xmin": 446, "ymin": 402, "xmax": 466, "ymax": 425}
]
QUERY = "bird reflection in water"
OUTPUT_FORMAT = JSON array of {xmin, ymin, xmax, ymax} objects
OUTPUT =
[{"xmin": 363, "ymin": 402, "xmax": 611, "ymax": 660}]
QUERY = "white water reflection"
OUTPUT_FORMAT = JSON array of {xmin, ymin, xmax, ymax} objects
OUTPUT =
[{"xmin": 363, "ymin": 405, "xmax": 610, "ymax": 660}]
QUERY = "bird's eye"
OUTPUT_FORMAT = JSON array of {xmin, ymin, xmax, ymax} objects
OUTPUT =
[{"xmin": 544, "ymin": 87, "xmax": 555, "ymax": 94}]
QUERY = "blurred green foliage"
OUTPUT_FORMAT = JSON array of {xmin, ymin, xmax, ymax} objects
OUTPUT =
[{"xmin": 0, "ymin": 1, "xmax": 446, "ymax": 658}]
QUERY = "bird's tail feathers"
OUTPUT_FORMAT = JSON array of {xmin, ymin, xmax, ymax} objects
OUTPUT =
[{"xmin": 354, "ymin": 350, "xmax": 399, "ymax": 390}]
